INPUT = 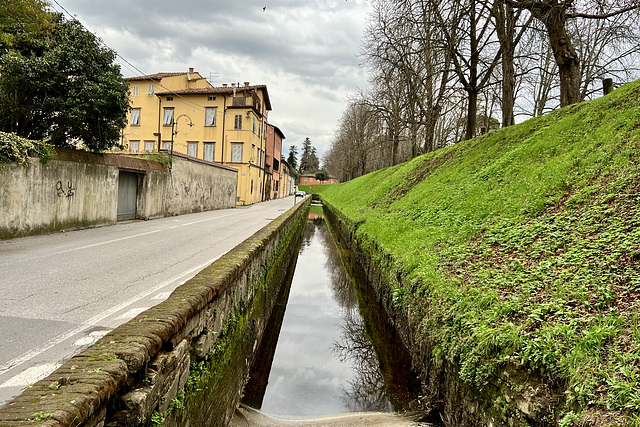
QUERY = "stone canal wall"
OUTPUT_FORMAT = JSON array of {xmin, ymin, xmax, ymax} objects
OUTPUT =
[
  {"xmin": 322, "ymin": 201, "xmax": 562, "ymax": 426},
  {"xmin": 0, "ymin": 200, "xmax": 309, "ymax": 427}
]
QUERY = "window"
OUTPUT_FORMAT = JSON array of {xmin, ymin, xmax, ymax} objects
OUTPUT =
[
  {"xmin": 208, "ymin": 96, "xmax": 216, "ymax": 101},
  {"xmin": 273, "ymin": 158, "xmax": 280, "ymax": 171},
  {"xmin": 203, "ymin": 142, "xmax": 215, "ymax": 162},
  {"xmin": 231, "ymin": 143, "xmax": 243, "ymax": 163},
  {"xmin": 162, "ymin": 141, "xmax": 172, "ymax": 150},
  {"xmin": 131, "ymin": 85, "xmax": 139, "ymax": 96},
  {"xmin": 234, "ymin": 115, "xmax": 242, "ymax": 130},
  {"xmin": 251, "ymin": 144, "xmax": 256, "ymax": 163},
  {"xmin": 147, "ymin": 84, "xmax": 155, "ymax": 95},
  {"xmin": 163, "ymin": 108, "xmax": 174, "ymax": 126},
  {"xmin": 130, "ymin": 108, "xmax": 141, "ymax": 125},
  {"xmin": 205, "ymin": 108, "xmax": 216, "ymax": 126},
  {"xmin": 129, "ymin": 141, "xmax": 139, "ymax": 152},
  {"xmin": 275, "ymin": 181, "xmax": 279, "ymax": 192},
  {"xmin": 253, "ymin": 118, "xmax": 256, "ymax": 133},
  {"xmin": 166, "ymin": 96, "xmax": 173, "ymax": 101},
  {"xmin": 187, "ymin": 142, "xmax": 198, "ymax": 157},
  {"xmin": 144, "ymin": 141, "xmax": 154, "ymax": 152}
]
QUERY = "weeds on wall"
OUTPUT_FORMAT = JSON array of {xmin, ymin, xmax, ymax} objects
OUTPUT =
[{"xmin": 0, "ymin": 131, "xmax": 52, "ymax": 164}]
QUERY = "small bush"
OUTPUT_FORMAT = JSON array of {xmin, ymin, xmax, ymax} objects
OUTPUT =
[{"xmin": 0, "ymin": 131, "xmax": 52, "ymax": 164}]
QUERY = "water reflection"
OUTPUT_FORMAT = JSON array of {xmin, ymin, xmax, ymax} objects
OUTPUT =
[
  {"xmin": 243, "ymin": 216, "xmax": 420, "ymax": 418},
  {"xmin": 319, "ymin": 219, "xmax": 420, "ymax": 413}
]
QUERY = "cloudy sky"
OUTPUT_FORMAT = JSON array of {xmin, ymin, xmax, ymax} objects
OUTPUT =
[{"xmin": 48, "ymin": 0, "xmax": 373, "ymax": 160}]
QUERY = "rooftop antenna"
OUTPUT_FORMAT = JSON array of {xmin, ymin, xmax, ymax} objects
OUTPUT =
[{"xmin": 208, "ymin": 72, "xmax": 220, "ymax": 86}]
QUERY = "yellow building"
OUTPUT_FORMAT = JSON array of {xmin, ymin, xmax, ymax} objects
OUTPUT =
[{"xmin": 122, "ymin": 68, "xmax": 272, "ymax": 205}]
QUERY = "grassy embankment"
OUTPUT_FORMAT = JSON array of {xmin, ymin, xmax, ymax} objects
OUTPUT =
[{"xmin": 313, "ymin": 80, "xmax": 640, "ymax": 424}]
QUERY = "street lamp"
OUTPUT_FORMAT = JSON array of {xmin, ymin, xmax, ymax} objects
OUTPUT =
[{"xmin": 170, "ymin": 114, "xmax": 194, "ymax": 167}]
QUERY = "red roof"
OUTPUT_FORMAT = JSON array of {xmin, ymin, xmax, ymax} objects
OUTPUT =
[
  {"xmin": 155, "ymin": 85, "xmax": 272, "ymax": 111},
  {"xmin": 124, "ymin": 72, "xmax": 188, "ymax": 81}
]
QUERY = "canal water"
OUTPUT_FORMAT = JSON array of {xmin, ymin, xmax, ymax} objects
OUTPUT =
[{"xmin": 241, "ymin": 206, "xmax": 423, "ymax": 419}]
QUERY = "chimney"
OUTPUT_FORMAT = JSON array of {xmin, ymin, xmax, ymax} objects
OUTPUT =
[
  {"xmin": 244, "ymin": 81, "xmax": 250, "ymax": 88},
  {"xmin": 231, "ymin": 83, "xmax": 236, "ymax": 87},
  {"xmin": 189, "ymin": 67, "xmax": 194, "ymax": 73},
  {"xmin": 222, "ymin": 83, "xmax": 228, "ymax": 87}
]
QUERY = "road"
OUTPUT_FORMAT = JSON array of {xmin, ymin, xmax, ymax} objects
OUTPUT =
[{"xmin": 0, "ymin": 196, "xmax": 302, "ymax": 408}]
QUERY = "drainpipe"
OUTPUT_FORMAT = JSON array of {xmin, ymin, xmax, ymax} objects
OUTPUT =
[
  {"xmin": 261, "ymin": 117, "xmax": 267, "ymax": 202},
  {"xmin": 272, "ymin": 125, "xmax": 276, "ymax": 199},
  {"xmin": 221, "ymin": 94, "xmax": 226, "ymax": 164},
  {"xmin": 156, "ymin": 96, "xmax": 162, "ymax": 151}
]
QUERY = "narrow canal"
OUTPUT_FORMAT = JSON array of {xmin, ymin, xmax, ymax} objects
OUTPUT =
[{"xmin": 238, "ymin": 205, "xmax": 438, "ymax": 425}]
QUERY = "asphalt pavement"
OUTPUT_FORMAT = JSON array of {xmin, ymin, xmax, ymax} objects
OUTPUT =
[{"xmin": 0, "ymin": 196, "xmax": 303, "ymax": 408}]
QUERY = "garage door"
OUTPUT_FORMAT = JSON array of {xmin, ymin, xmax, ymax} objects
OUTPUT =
[{"xmin": 117, "ymin": 172, "xmax": 138, "ymax": 221}]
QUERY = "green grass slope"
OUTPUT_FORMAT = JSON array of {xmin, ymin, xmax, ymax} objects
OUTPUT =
[{"xmin": 315, "ymin": 81, "xmax": 640, "ymax": 424}]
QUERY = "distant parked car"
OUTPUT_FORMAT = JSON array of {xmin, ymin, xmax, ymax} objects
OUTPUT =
[{"xmin": 295, "ymin": 191, "xmax": 306, "ymax": 197}]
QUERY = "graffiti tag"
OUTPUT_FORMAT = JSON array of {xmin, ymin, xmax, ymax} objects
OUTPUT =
[{"xmin": 56, "ymin": 181, "xmax": 76, "ymax": 198}]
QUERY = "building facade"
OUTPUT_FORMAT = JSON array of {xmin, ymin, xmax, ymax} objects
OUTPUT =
[
  {"xmin": 265, "ymin": 124, "xmax": 285, "ymax": 200},
  {"xmin": 122, "ymin": 68, "xmax": 272, "ymax": 205},
  {"xmin": 280, "ymin": 159, "xmax": 294, "ymax": 198},
  {"xmin": 299, "ymin": 174, "xmax": 340, "ymax": 185}
]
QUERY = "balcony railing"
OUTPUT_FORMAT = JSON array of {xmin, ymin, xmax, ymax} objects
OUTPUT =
[{"xmin": 231, "ymin": 96, "xmax": 261, "ymax": 112}]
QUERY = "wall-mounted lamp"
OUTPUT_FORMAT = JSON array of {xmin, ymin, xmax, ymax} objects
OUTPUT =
[{"xmin": 170, "ymin": 114, "xmax": 194, "ymax": 167}]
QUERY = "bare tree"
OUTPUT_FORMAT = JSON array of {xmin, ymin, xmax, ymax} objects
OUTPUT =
[
  {"xmin": 363, "ymin": 0, "xmax": 457, "ymax": 155},
  {"xmin": 326, "ymin": 99, "xmax": 381, "ymax": 182},
  {"xmin": 506, "ymin": 0, "xmax": 640, "ymax": 106},
  {"xmin": 572, "ymin": 11, "xmax": 640, "ymax": 99},
  {"xmin": 492, "ymin": 0, "xmax": 534, "ymax": 126}
]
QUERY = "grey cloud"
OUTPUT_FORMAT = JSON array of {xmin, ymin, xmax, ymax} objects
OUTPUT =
[{"xmin": 57, "ymin": 0, "xmax": 371, "ymax": 159}]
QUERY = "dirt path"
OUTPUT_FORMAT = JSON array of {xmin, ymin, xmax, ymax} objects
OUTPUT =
[{"xmin": 231, "ymin": 405, "xmax": 436, "ymax": 427}]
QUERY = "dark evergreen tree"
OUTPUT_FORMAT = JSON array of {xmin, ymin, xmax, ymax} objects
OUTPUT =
[
  {"xmin": 299, "ymin": 137, "xmax": 312, "ymax": 173},
  {"xmin": 299, "ymin": 137, "xmax": 320, "ymax": 174},
  {"xmin": 309, "ymin": 146, "xmax": 320, "ymax": 173},
  {"xmin": 0, "ymin": 5, "xmax": 130, "ymax": 151},
  {"xmin": 315, "ymin": 170, "xmax": 329, "ymax": 181},
  {"xmin": 287, "ymin": 144, "xmax": 298, "ymax": 170}
]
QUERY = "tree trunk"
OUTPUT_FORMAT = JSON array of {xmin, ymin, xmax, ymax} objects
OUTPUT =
[
  {"xmin": 390, "ymin": 123, "xmax": 400, "ymax": 166},
  {"xmin": 542, "ymin": 8, "xmax": 581, "ymax": 106},
  {"xmin": 465, "ymin": 89, "xmax": 478, "ymax": 140},
  {"xmin": 502, "ymin": 56, "xmax": 515, "ymax": 126},
  {"xmin": 465, "ymin": 0, "xmax": 479, "ymax": 140},
  {"xmin": 494, "ymin": 1, "xmax": 516, "ymax": 127}
]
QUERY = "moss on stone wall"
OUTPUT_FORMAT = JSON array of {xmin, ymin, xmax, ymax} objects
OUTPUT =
[{"xmin": 169, "ymin": 204, "xmax": 308, "ymax": 427}]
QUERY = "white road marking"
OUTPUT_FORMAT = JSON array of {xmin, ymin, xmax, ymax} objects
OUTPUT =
[
  {"xmin": 0, "ymin": 363, "xmax": 61, "ymax": 388},
  {"xmin": 114, "ymin": 307, "xmax": 148, "ymax": 322},
  {"xmin": 180, "ymin": 211, "xmax": 238, "ymax": 227},
  {"xmin": 50, "ymin": 229, "xmax": 163, "ymax": 256},
  {"xmin": 0, "ymin": 256, "xmax": 221, "ymax": 377},
  {"xmin": 152, "ymin": 292, "xmax": 172, "ymax": 300},
  {"xmin": 72, "ymin": 330, "xmax": 109, "ymax": 347}
]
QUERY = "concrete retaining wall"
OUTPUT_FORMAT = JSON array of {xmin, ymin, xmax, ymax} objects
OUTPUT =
[
  {"xmin": 0, "ymin": 149, "xmax": 238, "ymax": 239},
  {"xmin": 163, "ymin": 153, "xmax": 238, "ymax": 217},
  {"xmin": 0, "ymin": 199, "xmax": 309, "ymax": 427},
  {"xmin": 0, "ymin": 150, "xmax": 120, "ymax": 238}
]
